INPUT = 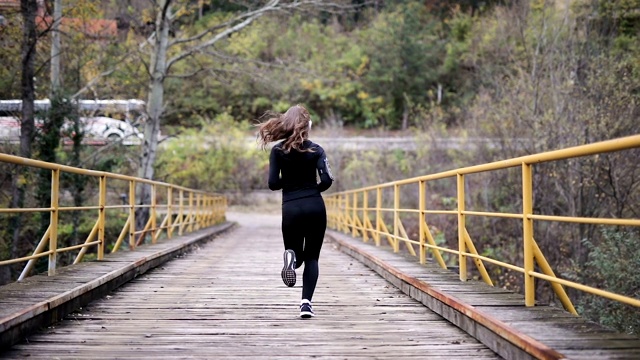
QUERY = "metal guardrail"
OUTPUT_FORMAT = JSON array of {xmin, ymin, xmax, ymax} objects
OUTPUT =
[
  {"xmin": 325, "ymin": 135, "xmax": 640, "ymax": 313},
  {"xmin": 0, "ymin": 153, "xmax": 226, "ymax": 281}
]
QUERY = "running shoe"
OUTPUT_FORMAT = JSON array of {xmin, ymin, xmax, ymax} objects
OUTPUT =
[
  {"xmin": 281, "ymin": 249, "xmax": 296, "ymax": 287},
  {"xmin": 300, "ymin": 299, "xmax": 315, "ymax": 318}
]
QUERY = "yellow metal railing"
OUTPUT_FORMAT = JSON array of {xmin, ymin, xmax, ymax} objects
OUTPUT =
[
  {"xmin": 0, "ymin": 153, "xmax": 227, "ymax": 281},
  {"xmin": 325, "ymin": 135, "xmax": 640, "ymax": 314}
]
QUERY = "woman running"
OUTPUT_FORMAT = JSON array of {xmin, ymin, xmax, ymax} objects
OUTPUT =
[{"xmin": 257, "ymin": 104, "xmax": 334, "ymax": 318}]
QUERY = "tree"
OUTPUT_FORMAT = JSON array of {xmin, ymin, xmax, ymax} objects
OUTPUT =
[
  {"xmin": 135, "ymin": 0, "xmax": 353, "ymax": 226},
  {"xmin": 0, "ymin": 7, "xmax": 23, "ymax": 99},
  {"xmin": 363, "ymin": 2, "xmax": 443, "ymax": 129}
]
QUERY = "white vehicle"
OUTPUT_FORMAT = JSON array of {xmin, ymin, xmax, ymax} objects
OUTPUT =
[
  {"xmin": 0, "ymin": 116, "xmax": 22, "ymax": 140},
  {"xmin": 0, "ymin": 99, "xmax": 146, "ymax": 146},
  {"xmin": 74, "ymin": 116, "xmax": 143, "ymax": 145}
]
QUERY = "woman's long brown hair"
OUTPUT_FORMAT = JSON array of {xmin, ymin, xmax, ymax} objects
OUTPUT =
[{"xmin": 256, "ymin": 104, "xmax": 312, "ymax": 153}]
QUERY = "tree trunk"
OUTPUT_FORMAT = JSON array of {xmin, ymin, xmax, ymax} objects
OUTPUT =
[
  {"xmin": 70, "ymin": 112, "xmax": 85, "ymax": 244},
  {"xmin": 137, "ymin": 0, "xmax": 171, "ymax": 231},
  {"xmin": 401, "ymin": 101, "xmax": 409, "ymax": 130},
  {"xmin": 8, "ymin": 0, "xmax": 38, "ymax": 280},
  {"xmin": 50, "ymin": 0, "xmax": 62, "ymax": 95},
  {"xmin": 18, "ymin": 0, "xmax": 36, "ymax": 159},
  {"xmin": 45, "ymin": 0, "xmax": 63, "ymax": 242}
]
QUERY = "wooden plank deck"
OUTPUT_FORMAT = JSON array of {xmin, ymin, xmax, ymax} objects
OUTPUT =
[
  {"xmin": 326, "ymin": 227, "xmax": 640, "ymax": 360},
  {"xmin": 1, "ymin": 212, "xmax": 501, "ymax": 359}
]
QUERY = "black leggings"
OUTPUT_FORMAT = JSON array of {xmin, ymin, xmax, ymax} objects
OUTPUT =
[{"xmin": 281, "ymin": 196, "xmax": 327, "ymax": 301}]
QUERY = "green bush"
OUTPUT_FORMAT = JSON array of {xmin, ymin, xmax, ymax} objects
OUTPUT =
[
  {"xmin": 155, "ymin": 113, "xmax": 268, "ymax": 195},
  {"xmin": 577, "ymin": 228, "xmax": 640, "ymax": 335}
]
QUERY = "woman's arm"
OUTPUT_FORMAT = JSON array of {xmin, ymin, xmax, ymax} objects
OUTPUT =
[
  {"xmin": 268, "ymin": 147, "xmax": 282, "ymax": 191},
  {"xmin": 316, "ymin": 149, "xmax": 334, "ymax": 192}
]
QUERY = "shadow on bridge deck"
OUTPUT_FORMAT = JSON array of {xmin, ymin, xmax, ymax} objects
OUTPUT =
[{"xmin": 1, "ymin": 211, "xmax": 639, "ymax": 359}]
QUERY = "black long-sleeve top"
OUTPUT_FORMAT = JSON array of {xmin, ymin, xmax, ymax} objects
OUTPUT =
[{"xmin": 268, "ymin": 139, "xmax": 334, "ymax": 202}]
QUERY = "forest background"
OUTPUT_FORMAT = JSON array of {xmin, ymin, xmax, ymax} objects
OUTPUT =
[{"xmin": 0, "ymin": 0, "xmax": 639, "ymax": 335}]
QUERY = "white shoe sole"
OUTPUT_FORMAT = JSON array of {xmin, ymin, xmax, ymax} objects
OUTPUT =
[
  {"xmin": 281, "ymin": 250, "xmax": 296, "ymax": 287},
  {"xmin": 300, "ymin": 311, "xmax": 315, "ymax": 318}
]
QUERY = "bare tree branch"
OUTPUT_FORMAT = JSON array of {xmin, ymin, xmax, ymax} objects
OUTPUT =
[
  {"xmin": 168, "ymin": 15, "xmax": 248, "ymax": 48},
  {"xmin": 278, "ymin": 0, "xmax": 357, "ymax": 13},
  {"xmin": 166, "ymin": 66, "xmax": 207, "ymax": 79},
  {"xmin": 70, "ymin": 69, "xmax": 116, "ymax": 100},
  {"xmin": 169, "ymin": 0, "xmax": 358, "ymax": 49},
  {"xmin": 166, "ymin": 0, "xmax": 360, "ymax": 71},
  {"xmin": 166, "ymin": 0, "xmax": 280, "ymax": 71},
  {"xmin": 70, "ymin": 48, "xmax": 139, "ymax": 99}
]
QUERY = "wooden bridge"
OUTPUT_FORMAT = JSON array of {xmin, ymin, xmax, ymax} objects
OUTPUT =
[{"xmin": 2, "ymin": 211, "xmax": 639, "ymax": 359}]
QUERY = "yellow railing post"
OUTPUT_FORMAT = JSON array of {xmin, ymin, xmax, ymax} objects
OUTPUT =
[
  {"xmin": 327, "ymin": 197, "xmax": 332, "ymax": 227},
  {"xmin": 201, "ymin": 194, "xmax": 206, "ymax": 228},
  {"xmin": 151, "ymin": 184, "xmax": 157, "ymax": 243},
  {"xmin": 522, "ymin": 163, "xmax": 535, "ymax": 307},
  {"xmin": 344, "ymin": 193, "xmax": 351, "ymax": 234},
  {"xmin": 196, "ymin": 193, "xmax": 202, "ymax": 229},
  {"xmin": 419, "ymin": 180, "xmax": 426, "ymax": 265},
  {"xmin": 48, "ymin": 169, "xmax": 60, "ymax": 276},
  {"xmin": 362, "ymin": 190, "xmax": 369, "ymax": 242},
  {"xmin": 216, "ymin": 196, "xmax": 221, "ymax": 223},
  {"xmin": 202, "ymin": 194, "xmax": 206, "ymax": 228},
  {"xmin": 375, "ymin": 188, "xmax": 381, "ymax": 246},
  {"xmin": 352, "ymin": 192, "xmax": 358, "ymax": 237},
  {"xmin": 129, "ymin": 180, "xmax": 136, "ymax": 249},
  {"xmin": 208, "ymin": 196, "xmax": 213, "ymax": 225},
  {"xmin": 335, "ymin": 195, "xmax": 340, "ymax": 231},
  {"xmin": 213, "ymin": 196, "xmax": 218, "ymax": 223},
  {"xmin": 326, "ymin": 197, "xmax": 332, "ymax": 228},
  {"xmin": 215, "ymin": 196, "xmax": 219, "ymax": 223},
  {"xmin": 201, "ymin": 195, "xmax": 206, "ymax": 227},
  {"xmin": 179, "ymin": 189, "xmax": 184, "ymax": 235},
  {"xmin": 333, "ymin": 196, "xmax": 338, "ymax": 230},
  {"xmin": 208, "ymin": 196, "xmax": 212, "ymax": 226},
  {"xmin": 188, "ymin": 192, "xmax": 194, "ymax": 232},
  {"xmin": 207, "ymin": 195, "xmax": 211, "ymax": 226},
  {"xmin": 97, "ymin": 175, "xmax": 106, "ymax": 261},
  {"xmin": 342, "ymin": 194, "xmax": 349, "ymax": 233},
  {"xmin": 207, "ymin": 196, "xmax": 215, "ymax": 226},
  {"xmin": 192, "ymin": 193, "xmax": 198, "ymax": 230},
  {"xmin": 457, "ymin": 173, "xmax": 467, "ymax": 281},
  {"xmin": 393, "ymin": 184, "xmax": 400, "ymax": 253},
  {"xmin": 167, "ymin": 187, "xmax": 173, "ymax": 238},
  {"xmin": 203, "ymin": 196, "xmax": 209, "ymax": 226}
]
